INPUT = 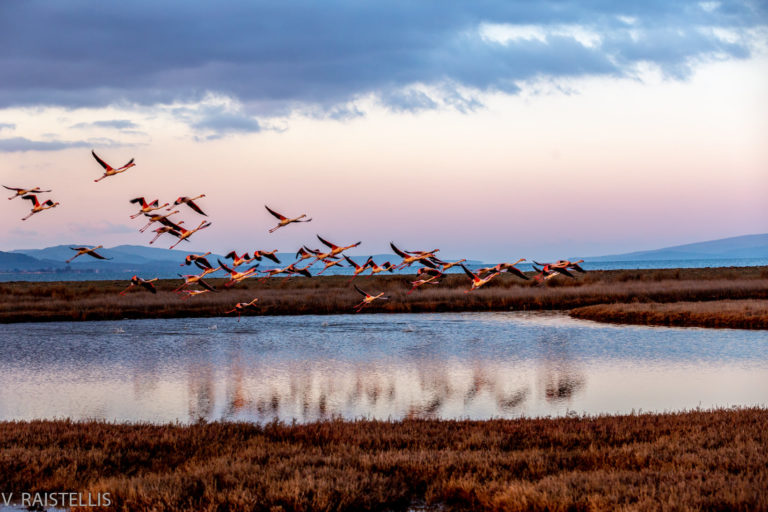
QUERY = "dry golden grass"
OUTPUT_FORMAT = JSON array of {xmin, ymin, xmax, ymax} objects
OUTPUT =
[
  {"xmin": 1, "ymin": 266, "xmax": 767, "ymax": 323},
  {"xmin": 1, "ymin": 408, "xmax": 766, "ymax": 511},
  {"xmin": 570, "ymin": 299, "xmax": 768, "ymax": 329}
]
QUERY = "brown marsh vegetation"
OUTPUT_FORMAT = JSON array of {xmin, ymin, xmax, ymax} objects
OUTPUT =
[
  {"xmin": 571, "ymin": 299, "xmax": 768, "ymax": 329},
  {"xmin": 1, "ymin": 266, "xmax": 767, "ymax": 324},
  {"xmin": 1, "ymin": 408, "xmax": 765, "ymax": 511}
]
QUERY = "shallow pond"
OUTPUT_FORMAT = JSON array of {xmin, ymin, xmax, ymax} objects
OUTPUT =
[{"xmin": 1, "ymin": 312, "xmax": 766, "ymax": 423}]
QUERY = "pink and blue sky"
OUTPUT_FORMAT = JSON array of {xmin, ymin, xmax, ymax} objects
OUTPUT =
[{"xmin": 0, "ymin": 1, "xmax": 766, "ymax": 261}]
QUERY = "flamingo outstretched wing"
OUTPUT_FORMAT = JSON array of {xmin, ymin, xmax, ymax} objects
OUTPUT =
[
  {"xmin": 265, "ymin": 205, "xmax": 286, "ymax": 220},
  {"xmin": 91, "ymin": 150, "xmax": 111, "ymax": 170},
  {"xmin": 390, "ymin": 242, "xmax": 408, "ymax": 259},
  {"xmin": 317, "ymin": 235, "xmax": 339, "ymax": 250},
  {"xmin": 22, "ymin": 194, "xmax": 40, "ymax": 207},
  {"xmin": 460, "ymin": 264, "xmax": 476, "ymax": 280}
]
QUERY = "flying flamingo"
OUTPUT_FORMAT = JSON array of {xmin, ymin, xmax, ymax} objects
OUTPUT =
[
  {"xmin": 169, "ymin": 220, "xmax": 212, "ymax": 249},
  {"xmin": 317, "ymin": 258, "xmax": 344, "ymax": 275},
  {"xmin": 532, "ymin": 261, "xmax": 575, "ymax": 279},
  {"xmin": 390, "ymin": 242, "xmax": 438, "ymax": 270},
  {"xmin": 295, "ymin": 246, "xmax": 315, "ymax": 263},
  {"xmin": 265, "ymin": 205, "xmax": 311, "ymax": 233},
  {"xmin": 352, "ymin": 284, "xmax": 388, "ymax": 312},
  {"xmin": 129, "ymin": 197, "xmax": 169, "ymax": 219},
  {"xmin": 225, "ymin": 251, "xmax": 255, "ymax": 268},
  {"xmin": 562, "ymin": 260, "xmax": 586, "ymax": 273},
  {"xmin": 368, "ymin": 260, "xmax": 396, "ymax": 276},
  {"xmin": 174, "ymin": 273, "xmax": 216, "ymax": 292},
  {"xmin": 429, "ymin": 257, "xmax": 467, "ymax": 272},
  {"xmin": 251, "ymin": 249, "xmax": 281, "ymax": 264},
  {"xmin": 66, "ymin": 245, "xmax": 112, "ymax": 264},
  {"xmin": 218, "ymin": 259, "xmax": 260, "ymax": 287},
  {"xmin": 343, "ymin": 255, "xmax": 372, "ymax": 282},
  {"xmin": 416, "ymin": 267, "xmax": 443, "ymax": 277},
  {"xmin": 460, "ymin": 264, "xmax": 501, "ymax": 292},
  {"xmin": 407, "ymin": 273, "xmax": 442, "ymax": 295},
  {"xmin": 139, "ymin": 210, "xmax": 180, "ymax": 233},
  {"xmin": 181, "ymin": 252, "xmax": 214, "ymax": 270},
  {"xmin": 317, "ymin": 235, "xmax": 361, "ymax": 258},
  {"xmin": 531, "ymin": 265, "xmax": 556, "ymax": 282},
  {"xmin": 536, "ymin": 259, "xmax": 586, "ymax": 273},
  {"xmin": 284, "ymin": 263, "xmax": 312, "ymax": 278},
  {"xmin": 492, "ymin": 259, "xmax": 529, "ymax": 280},
  {"xmin": 196, "ymin": 265, "xmax": 220, "ymax": 278},
  {"xmin": 20, "ymin": 194, "xmax": 59, "ymax": 221},
  {"xmin": 226, "ymin": 298, "xmax": 259, "ymax": 321},
  {"xmin": 172, "ymin": 195, "xmax": 208, "ymax": 216},
  {"xmin": 302, "ymin": 246, "xmax": 340, "ymax": 263},
  {"xmin": 119, "ymin": 275, "xmax": 158, "ymax": 295},
  {"xmin": 259, "ymin": 266, "xmax": 289, "ymax": 280},
  {"xmin": 92, "ymin": 150, "xmax": 135, "ymax": 182},
  {"xmin": 149, "ymin": 221, "xmax": 184, "ymax": 245},
  {"xmin": 178, "ymin": 289, "xmax": 213, "ymax": 299},
  {"xmin": 3, "ymin": 186, "xmax": 51, "ymax": 200}
]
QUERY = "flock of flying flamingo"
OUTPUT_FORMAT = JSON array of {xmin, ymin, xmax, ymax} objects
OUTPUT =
[{"xmin": 5, "ymin": 150, "xmax": 587, "ymax": 317}]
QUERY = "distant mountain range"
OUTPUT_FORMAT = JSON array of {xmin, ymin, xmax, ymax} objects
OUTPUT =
[
  {"xmin": 0, "ymin": 233, "xmax": 766, "ymax": 280},
  {"xmin": 582, "ymin": 233, "xmax": 768, "ymax": 261},
  {"xmin": 0, "ymin": 244, "xmax": 458, "ymax": 278}
]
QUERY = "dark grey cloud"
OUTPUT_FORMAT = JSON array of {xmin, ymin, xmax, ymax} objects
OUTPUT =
[
  {"xmin": 0, "ymin": 0, "xmax": 763, "ymax": 116},
  {"xmin": 0, "ymin": 136, "xmax": 123, "ymax": 152}
]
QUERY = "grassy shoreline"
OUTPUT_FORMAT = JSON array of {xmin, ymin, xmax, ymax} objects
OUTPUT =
[
  {"xmin": 570, "ymin": 299, "xmax": 768, "ymax": 329},
  {"xmin": 1, "ymin": 409, "xmax": 766, "ymax": 511},
  {"xmin": 1, "ymin": 266, "xmax": 767, "ymax": 325}
]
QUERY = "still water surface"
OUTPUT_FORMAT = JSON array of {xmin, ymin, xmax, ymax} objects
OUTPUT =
[{"xmin": 1, "ymin": 312, "xmax": 766, "ymax": 423}]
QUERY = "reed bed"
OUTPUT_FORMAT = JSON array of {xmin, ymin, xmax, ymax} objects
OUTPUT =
[
  {"xmin": 570, "ymin": 299, "xmax": 768, "ymax": 329},
  {"xmin": 1, "ymin": 266, "xmax": 767, "ymax": 323},
  {"xmin": 0, "ymin": 408, "xmax": 765, "ymax": 511}
]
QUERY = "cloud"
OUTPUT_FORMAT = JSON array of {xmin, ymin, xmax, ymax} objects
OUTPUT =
[
  {"xmin": 0, "ymin": 137, "xmax": 92, "ymax": 152},
  {"xmin": 0, "ymin": 136, "xmax": 127, "ymax": 152},
  {"xmin": 379, "ymin": 89, "xmax": 439, "ymax": 113},
  {"xmin": 192, "ymin": 110, "xmax": 261, "ymax": 136},
  {"xmin": 70, "ymin": 119, "xmax": 140, "ymax": 130},
  {"xmin": 0, "ymin": 123, "xmax": 14, "ymax": 131},
  {"xmin": 0, "ymin": 1, "xmax": 763, "ymax": 123},
  {"xmin": 168, "ymin": 98, "xmax": 262, "ymax": 139}
]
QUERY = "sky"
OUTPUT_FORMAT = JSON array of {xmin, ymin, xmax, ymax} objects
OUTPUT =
[{"xmin": 0, "ymin": 0, "xmax": 766, "ymax": 261}]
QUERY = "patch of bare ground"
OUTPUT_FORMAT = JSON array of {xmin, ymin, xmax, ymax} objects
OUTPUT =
[
  {"xmin": 0, "ymin": 409, "xmax": 765, "ymax": 511},
  {"xmin": 0, "ymin": 266, "xmax": 766, "ymax": 323},
  {"xmin": 570, "ymin": 299, "xmax": 768, "ymax": 329}
]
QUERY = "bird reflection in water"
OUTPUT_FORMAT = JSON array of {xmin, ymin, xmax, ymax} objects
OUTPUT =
[
  {"xmin": 496, "ymin": 389, "xmax": 529, "ymax": 411},
  {"xmin": 464, "ymin": 367, "xmax": 492, "ymax": 404},
  {"xmin": 406, "ymin": 396, "xmax": 443, "ymax": 419},
  {"xmin": 537, "ymin": 335, "xmax": 586, "ymax": 404},
  {"xmin": 181, "ymin": 353, "xmax": 578, "ymax": 422},
  {"xmin": 187, "ymin": 363, "xmax": 215, "ymax": 421},
  {"xmin": 222, "ymin": 361, "xmax": 249, "ymax": 419},
  {"xmin": 543, "ymin": 371, "xmax": 585, "ymax": 402}
]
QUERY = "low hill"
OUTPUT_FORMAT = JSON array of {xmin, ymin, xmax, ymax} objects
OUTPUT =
[
  {"xmin": 585, "ymin": 233, "xmax": 768, "ymax": 261},
  {"xmin": 0, "ymin": 251, "xmax": 64, "ymax": 271}
]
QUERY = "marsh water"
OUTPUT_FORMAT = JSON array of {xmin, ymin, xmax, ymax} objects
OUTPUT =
[{"xmin": 0, "ymin": 312, "xmax": 766, "ymax": 423}]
